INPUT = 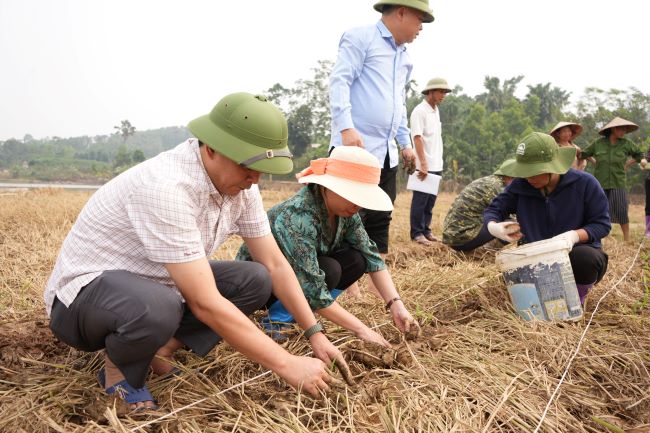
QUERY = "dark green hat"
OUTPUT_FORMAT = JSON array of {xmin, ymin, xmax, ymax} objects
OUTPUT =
[
  {"xmin": 187, "ymin": 93, "xmax": 293, "ymax": 175},
  {"xmin": 494, "ymin": 158, "xmax": 515, "ymax": 176},
  {"xmin": 499, "ymin": 132, "xmax": 575, "ymax": 178},
  {"xmin": 373, "ymin": 0, "xmax": 434, "ymax": 23}
]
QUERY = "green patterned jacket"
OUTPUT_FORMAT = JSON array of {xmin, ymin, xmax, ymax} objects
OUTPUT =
[
  {"xmin": 237, "ymin": 184, "xmax": 385, "ymax": 310},
  {"xmin": 442, "ymin": 175, "xmax": 504, "ymax": 246}
]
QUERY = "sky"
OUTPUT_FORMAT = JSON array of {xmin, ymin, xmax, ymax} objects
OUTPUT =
[{"xmin": 1, "ymin": 0, "xmax": 648, "ymax": 141}]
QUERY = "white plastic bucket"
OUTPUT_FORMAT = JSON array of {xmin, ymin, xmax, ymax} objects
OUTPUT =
[{"xmin": 495, "ymin": 238, "xmax": 583, "ymax": 321}]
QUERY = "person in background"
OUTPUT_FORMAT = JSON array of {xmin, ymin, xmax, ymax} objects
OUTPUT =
[
  {"xmin": 641, "ymin": 147, "xmax": 650, "ymax": 238},
  {"xmin": 549, "ymin": 121, "xmax": 587, "ymax": 170},
  {"xmin": 44, "ymin": 93, "xmax": 350, "ymax": 411},
  {"xmin": 237, "ymin": 146, "xmax": 419, "ymax": 347},
  {"xmin": 442, "ymin": 159, "xmax": 514, "ymax": 252},
  {"xmin": 484, "ymin": 132, "xmax": 611, "ymax": 305},
  {"xmin": 409, "ymin": 77, "xmax": 452, "ymax": 245},
  {"xmin": 329, "ymin": 0, "xmax": 434, "ymax": 257},
  {"xmin": 579, "ymin": 117, "xmax": 647, "ymax": 242}
]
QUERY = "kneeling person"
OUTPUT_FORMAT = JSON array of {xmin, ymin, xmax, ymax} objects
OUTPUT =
[
  {"xmin": 237, "ymin": 146, "xmax": 418, "ymax": 347},
  {"xmin": 45, "ymin": 93, "xmax": 348, "ymax": 411},
  {"xmin": 484, "ymin": 132, "xmax": 611, "ymax": 305},
  {"xmin": 442, "ymin": 160, "xmax": 513, "ymax": 252}
]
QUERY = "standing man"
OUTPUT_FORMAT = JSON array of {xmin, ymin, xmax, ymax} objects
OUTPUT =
[
  {"xmin": 329, "ymin": 0, "xmax": 434, "ymax": 256},
  {"xmin": 45, "ymin": 92, "xmax": 349, "ymax": 411},
  {"xmin": 409, "ymin": 77, "xmax": 452, "ymax": 245}
]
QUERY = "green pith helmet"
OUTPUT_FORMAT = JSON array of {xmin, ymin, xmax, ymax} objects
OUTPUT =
[
  {"xmin": 187, "ymin": 92, "xmax": 293, "ymax": 175},
  {"xmin": 421, "ymin": 77, "xmax": 452, "ymax": 95},
  {"xmin": 373, "ymin": 0, "xmax": 434, "ymax": 23},
  {"xmin": 499, "ymin": 132, "xmax": 575, "ymax": 178},
  {"xmin": 494, "ymin": 158, "xmax": 515, "ymax": 176}
]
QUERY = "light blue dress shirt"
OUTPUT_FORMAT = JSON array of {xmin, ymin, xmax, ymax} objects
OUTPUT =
[{"xmin": 329, "ymin": 20, "xmax": 413, "ymax": 168}]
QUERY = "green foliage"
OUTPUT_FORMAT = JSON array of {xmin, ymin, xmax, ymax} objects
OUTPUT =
[
  {"xmin": 114, "ymin": 119, "xmax": 136, "ymax": 143},
  {"xmin": 131, "ymin": 149, "xmax": 146, "ymax": 163},
  {"xmin": 113, "ymin": 145, "xmax": 132, "ymax": 168},
  {"xmin": 2, "ymin": 64, "xmax": 648, "ymax": 189},
  {"xmin": 264, "ymin": 60, "xmax": 333, "ymax": 156}
]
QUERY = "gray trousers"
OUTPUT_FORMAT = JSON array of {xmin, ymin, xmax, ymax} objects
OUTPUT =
[{"xmin": 49, "ymin": 261, "xmax": 272, "ymax": 389}]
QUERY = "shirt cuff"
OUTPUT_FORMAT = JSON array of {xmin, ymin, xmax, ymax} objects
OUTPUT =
[{"xmin": 335, "ymin": 113, "xmax": 355, "ymax": 132}]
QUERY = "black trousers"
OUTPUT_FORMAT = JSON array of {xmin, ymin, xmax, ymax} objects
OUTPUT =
[
  {"xmin": 409, "ymin": 170, "xmax": 442, "ymax": 240},
  {"xmin": 49, "ymin": 261, "xmax": 272, "ymax": 389},
  {"xmin": 359, "ymin": 153, "xmax": 397, "ymax": 253},
  {"xmin": 569, "ymin": 245, "xmax": 608, "ymax": 285},
  {"xmin": 265, "ymin": 248, "xmax": 367, "ymax": 308}
]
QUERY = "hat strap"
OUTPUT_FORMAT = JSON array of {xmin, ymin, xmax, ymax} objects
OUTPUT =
[
  {"xmin": 240, "ymin": 149, "xmax": 293, "ymax": 168},
  {"xmin": 296, "ymin": 158, "xmax": 381, "ymax": 184}
]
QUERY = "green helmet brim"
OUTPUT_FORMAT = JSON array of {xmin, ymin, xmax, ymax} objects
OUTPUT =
[
  {"xmin": 188, "ymin": 115, "xmax": 293, "ymax": 175},
  {"xmin": 499, "ymin": 147, "xmax": 576, "ymax": 178}
]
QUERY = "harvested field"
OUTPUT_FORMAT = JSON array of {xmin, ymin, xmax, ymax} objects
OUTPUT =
[{"xmin": 1, "ymin": 186, "xmax": 648, "ymax": 432}]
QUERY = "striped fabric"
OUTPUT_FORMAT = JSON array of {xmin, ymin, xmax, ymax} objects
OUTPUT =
[{"xmin": 604, "ymin": 188, "xmax": 629, "ymax": 224}]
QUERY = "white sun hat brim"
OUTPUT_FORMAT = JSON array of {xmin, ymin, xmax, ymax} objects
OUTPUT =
[{"xmin": 298, "ymin": 174, "xmax": 393, "ymax": 211}]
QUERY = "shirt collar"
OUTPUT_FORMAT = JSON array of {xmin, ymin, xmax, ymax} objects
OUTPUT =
[
  {"xmin": 376, "ymin": 20, "xmax": 406, "ymax": 51},
  {"xmin": 421, "ymin": 100, "xmax": 437, "ymax": 113}
]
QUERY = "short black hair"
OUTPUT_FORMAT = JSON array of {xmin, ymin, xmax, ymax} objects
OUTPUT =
[{"xmin": 379, "ymin": 4, "xmax": 400, "ymax": 14}]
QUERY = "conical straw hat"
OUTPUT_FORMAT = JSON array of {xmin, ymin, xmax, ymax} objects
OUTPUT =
[
  {"xmin": 549, "ymin": 121, "xmax": 583, "ymax": 140},
  {"xmin": 598, "ymin": 117, "xmax": 639, "ymax": 136}
]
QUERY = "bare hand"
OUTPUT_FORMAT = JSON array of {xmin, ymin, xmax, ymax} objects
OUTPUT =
[
  {"xmin": 417, "ymin": 163, "xmax": 428, "ymax": 181},
  {"xmin": 341, "ymin": 128, "xmax": 364, "ymax": 147},
  {"xmin": 309, "ymin": 332, "xmax": 353, "ymax": 385},
  {"xmin": 278, "ymin": 355, "xmax": 333, "ymax": 398},
  {"xmin": 356, "ymin": 326, "xmax": 391, "ymax": 348},
  {"xmin": 401, "ymin": 148, "xmax": 416, "ymax": 165},
  {"xmin": 390, "ymin": 303, "xmax": 420, "ymax": 335}
]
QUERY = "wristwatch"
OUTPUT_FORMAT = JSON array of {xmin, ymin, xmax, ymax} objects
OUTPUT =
[{"xmin": 304, "ymin": 322, "xmax": 324, "ymax": 339}]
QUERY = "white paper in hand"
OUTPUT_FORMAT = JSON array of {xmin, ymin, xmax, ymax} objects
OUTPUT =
[{"xmin": 406, "ymin": 173, "xmax": 441, "ymax": 195}]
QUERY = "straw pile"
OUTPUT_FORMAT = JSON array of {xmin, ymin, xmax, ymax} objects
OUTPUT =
[{"xmin": 1, "ymin": 187, "xmax": 648, "ymax": 432}]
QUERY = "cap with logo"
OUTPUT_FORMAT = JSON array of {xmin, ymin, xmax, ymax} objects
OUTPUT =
[{"xmin": 498, "ymin": 132, "xmax": 575, "ymax": 178}]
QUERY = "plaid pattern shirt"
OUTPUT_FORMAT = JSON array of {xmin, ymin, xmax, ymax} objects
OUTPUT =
[{"xmin": 44, "ymin": 139, "xmax": 270, "ymax": 315}]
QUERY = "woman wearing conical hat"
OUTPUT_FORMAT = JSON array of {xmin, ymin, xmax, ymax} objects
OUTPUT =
[
  {"xmin": 549, "ymin": 121, "xmax": 587, "ymax": 170},
  {"xmin": 580, "ymin": 117, "xmax": 647, "ymax": 242}
]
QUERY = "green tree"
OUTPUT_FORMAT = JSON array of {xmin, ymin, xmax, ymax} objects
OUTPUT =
[
  {"xmin": 132, "ymin": 149, "xmax": 146, "ymax": 163},
  {"xmin": 114, "ymin": 120, "xmax": 136, "ymax": 143},
  {"xmin": 287, "ymin": 104, "xmax": 314, "ymax": 157},
  {"xmin": 113, "ymin": 145, "xmax": 132, "ymax": 168},
  {"xmin": 525, "ymin": 83, "xmax": 571, "ymax": 129},
  {"xmin": 477, "ymin": 76, "xmax": 524, "ymax": 113}
]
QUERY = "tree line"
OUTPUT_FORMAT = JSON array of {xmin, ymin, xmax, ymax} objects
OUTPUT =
[{"xmin": 1, "ymin": 61, "xmax": 648, "ymax": 190}]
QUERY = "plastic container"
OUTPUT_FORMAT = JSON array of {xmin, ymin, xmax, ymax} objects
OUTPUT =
[{"xmin": 495, "ymin": 238, "xmax": 583, "ymax": 321}]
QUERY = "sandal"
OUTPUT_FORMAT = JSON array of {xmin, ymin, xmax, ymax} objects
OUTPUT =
[{"xmin": 97, "ymin": 368, "xmax": 159, "ymax": 411}]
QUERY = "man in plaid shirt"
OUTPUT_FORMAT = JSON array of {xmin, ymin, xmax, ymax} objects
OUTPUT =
[{"xmin": 45, "ymin": 93, "xmax": 348, "ymax": 410}]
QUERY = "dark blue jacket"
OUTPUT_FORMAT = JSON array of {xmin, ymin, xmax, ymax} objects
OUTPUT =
[{"xmin": 483, "ymin": 169, "xmax": 611, "ymax": 248}]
